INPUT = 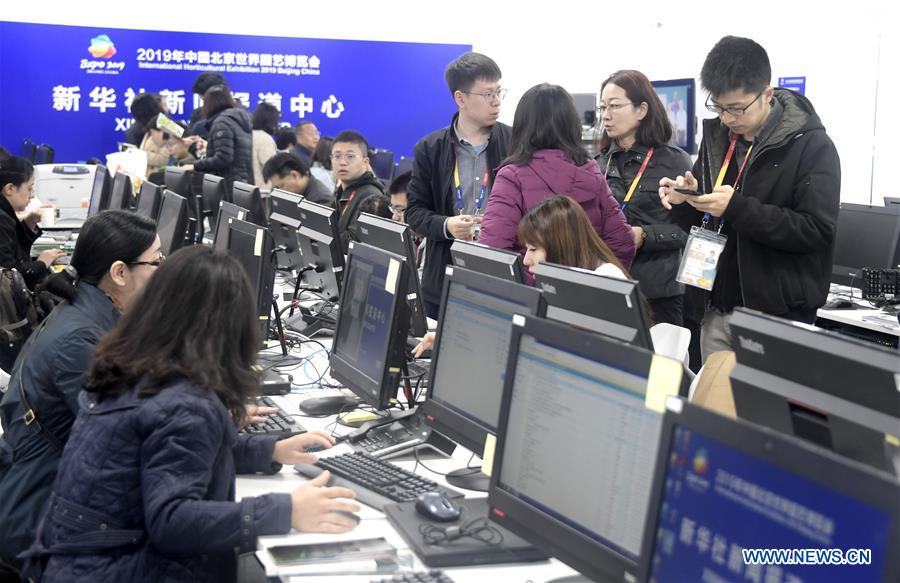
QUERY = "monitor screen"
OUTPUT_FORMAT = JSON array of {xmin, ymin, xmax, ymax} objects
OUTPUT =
[
  {"xmin": 213, "ymin": 202, "xmax": 248, "ymax": 251},
  {"xmin": 108, "ymin": 172, "xmax": 132, "ymax": 211},
  {"xmin": 226, "ymin": 218, "xmax": 275, "ymax": 347},
  {"xmin": 297, "ymin": 198, "xmax": 344, "ymax": 301},
  {"xmin": 201, "ymin": 174, "xmax": 227, "ymax": 233},
  {"xmin": 86, "ymin": 164, "xmax": 110, "ymax": 217},
  {"xmin": 232, "ymin": 181, "xmax": 266, "ymax": 227},
  {"xmin": 370, "ymin": 150, "xmax": 394, "ymax": 182},
  {"xmin": 157, "ymin": 189, "xmax": 188, "ymax": 257},
  {"xmin": 136, "ymin": 181, "xmax": 163, "ymax": 221},
  {"xmin": 640, "ymin": 400, "xmax": 900, "ymax": 583},
  {"xmin": 651, "ymin": 78, "xmax": 696, "ymax": 155},
  {"xmin": 269, "ymin": 189, "xmax": 303, "ymax": 270},
  {"xmin": 450, "ymin": 240, "xmax": 524, "ymax": 283},
  {"xmin": 330, "ymin": 242, "xmax": 410, "ymax": 410},
  {"xmin": 831, "ymin": 203, "xmax": 900, "ymax": 286}
]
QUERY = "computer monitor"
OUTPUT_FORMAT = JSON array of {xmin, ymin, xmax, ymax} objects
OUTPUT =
[
  {"xmin": 21, "ymin": 139, "xmax": 37, "ymax": 163},
  {"xmin": 422, "ymin": 266, "xmax": 546, "ymax": 491},
  {"xmin": 651, "ymin": 78, "xmax": 696, "ymax": 154},
  {"xmin": 107, "ymin": 172, "xmax": 133, "ymax": 211},
  {"xmin": 638, "ymin": 399, "xmax": 900, "ymax": 583},
  {"xmin": 136, "ymin": 181, "xmax": 163, "ymax": 221},
  {"xmin": 35, "ymin": 144, "xmax": 54, "ymax": 165},
  {"xmin": 356, "ymin": 212, "xmax": 428, "ymax": 337},
  {"xmin": 164, "ymin": 166, "xmax": 193, "ymax": 199},
  {"xmin": 884, "ymin": 196, "xmax": 900, "ymax": 207},
  {"xmin": 369, "ymin": 149, "xmax": 394, "ymax": 182},
  {"xmin": 488, "ymin": 315, "xmax": 686, "ymax": 582},
  {"xmin": 450, "ymin": 240, "xmax": 524, "ymax": 283},
  {"xmin": 232, "ymin": 181, "xmax": 266, "ymax": 227},
  {"xmin": 534, "ymin": 261, "xmax": 655, "ymax": 350},
  {"xmin": 268, "ymin": 189, "xmax": 303, "ymax": 270},
  {"xmin": 831, "ymin": 203, "xmax": 900, "ymax": 286},
  {"xmin": 226, "ymin": 218, "xmax": 276, "ymax": 347},
  {"xmin": 86, "ymin": 164, "xmax": 110, "ymax": 217},
  {"xmin": 729, "ymin": 307, "xmax": 900, "ymax": 475},
  {"xmin": 157, "ymin": 189, "xmax": 191, "ymax": 256},
  {"xmin": 213, "ymin": 202, "xmax": 249, "ymax": 252},
  {"xmin": 296, "ymin": 198, "xmax": 344, "ymax": 301},
  {"xmin": 329, "ymin": 241, "xmax": 412, "ymax": 411},
  {"xmin": 201, "ymin": 174, "xmax": 228, "ymax": 234}
]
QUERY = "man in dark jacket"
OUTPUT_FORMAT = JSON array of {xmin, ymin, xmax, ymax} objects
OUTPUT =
[
  {"xmin": 188, "ymin": 106, "xmax": 254, "ymax": 193},
  {"xmin": 332, "ymin": 130, "xmax": 386, "ymax": 252},
  {"xmin": 405, "ymin": 52, "xmax": 512, "ymax": 317},
  {"xmin": 262, "ymin": 152, "xmax": 334, "ymax": 206},
  {"xmin": 187, "ymin": 72, "xmax": 228, "ymax": 140},
  {"xmin": 292, "ymin": 121, "xmax": 319, "ymax": 163},
  {"xmin": 660, "ymin": 36, "xmax": 840, "ymax": 361}
]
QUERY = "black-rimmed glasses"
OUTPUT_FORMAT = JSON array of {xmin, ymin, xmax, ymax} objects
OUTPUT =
[{"xmin": 705, "ymin": 90, "xmax": 764, "ymax": 117}]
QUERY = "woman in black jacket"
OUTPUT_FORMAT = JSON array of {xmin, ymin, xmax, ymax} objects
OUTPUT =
[
  {"xmin": 0, "ymin": 157, "xmax": 64, "ymax": 290},
  {"xmin": 185, "ymin": 86, "xmax": 253, "ymax": 191},
  {"xmin": 595, "ymin": 70, "xmax": 693, "ymax": 326}
]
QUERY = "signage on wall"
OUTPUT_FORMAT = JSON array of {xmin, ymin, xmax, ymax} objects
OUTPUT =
[{"xmin": 777, "ymin": 76, "xmax": 806, "ymax": 95}]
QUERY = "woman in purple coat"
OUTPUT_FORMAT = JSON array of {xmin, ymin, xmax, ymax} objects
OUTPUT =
[{"xmin": 478, "ymin": 83, "xmax": 635, "ymax": 270}]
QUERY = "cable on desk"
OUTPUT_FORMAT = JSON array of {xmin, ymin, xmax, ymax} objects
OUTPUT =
[{"xmin": 418, "ymin": 516, "xmax": 504, "ymax": 547}]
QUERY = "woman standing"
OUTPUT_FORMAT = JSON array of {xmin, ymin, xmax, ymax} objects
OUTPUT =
[
  {"xmin": 185, "ymin": 86, "xmax": 253, "ymax": 191},
  {"xmin": 250, "ymin": 102, "xmax": 280, "ymax": 190}
]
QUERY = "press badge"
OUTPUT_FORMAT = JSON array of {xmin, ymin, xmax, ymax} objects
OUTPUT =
[{"xmin": 676, "ymin": 226, "xmax": 727, "ymax": 291}]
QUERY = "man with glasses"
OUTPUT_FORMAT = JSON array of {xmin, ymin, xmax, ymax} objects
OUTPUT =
[
  {"xmin": 659, "ymin": 36, "xmax": 840, "ymax": 360},
  {"xmin": 405, "ymin": 52, "xmax": 512, "ymax": 318},
  {"xmin": 331, "ymin": 129, "xmax": 386, "ymax": 252}
]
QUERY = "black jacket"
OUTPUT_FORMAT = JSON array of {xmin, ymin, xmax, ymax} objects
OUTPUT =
[
  {"xmin": 336, "ymin": 171, "xmax": 385, "ymax": 253},
  {"xmin": 0, "ymin": 196, "xmax": 48, "ymax": 290},
  {"xmin": 405, "ymin": 115, "xmax": 513, "ymax": 305},
  {"xmin": 596, "ymin": 143, "xmax": 693, "ymax": 299},
  {"xmin": 193, "ymin": 108, "xmax": 253, "ymax": 192},
  {"xmin": 303, "ymin": 174, "xmax": 334, "ymax": 207},
  {"xmin": 672, "ymin": 89, "xmax": 841, "ymax": 321}
]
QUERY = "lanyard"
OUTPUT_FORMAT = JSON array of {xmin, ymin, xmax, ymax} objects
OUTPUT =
[
  {"xmin": 619, "ymin": 147, "xmax": 654, "ymax": 211},
  {"xmin": 703, "ymin": 136, "xmax": 753, "ymax": 230},
  {"xmin": 454, "ymin": 161, "xmax": 489, "ymax": 215},
  {"xmin": 342, "ymin": 189, "xmax": 358, "ymax": 212}
]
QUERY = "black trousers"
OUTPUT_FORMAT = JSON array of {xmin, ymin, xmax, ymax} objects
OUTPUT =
[{"xmin": 648, "ymin": 294, "xmax": 684, "ymax": 327}]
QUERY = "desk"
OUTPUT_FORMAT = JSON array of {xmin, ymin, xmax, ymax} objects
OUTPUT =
[{"xmin": 816, "ymin": 304, "xmax": 899, "ymax": 350}]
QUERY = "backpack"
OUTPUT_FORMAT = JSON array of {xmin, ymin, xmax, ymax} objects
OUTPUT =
[{"xmin": 0, "ymin": 267, "xmax": 40, "ymax": 373}]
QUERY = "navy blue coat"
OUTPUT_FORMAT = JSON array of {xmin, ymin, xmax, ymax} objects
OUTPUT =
[
  {"xmin": 24, "ymin": 379, "xmax": 291, "ymax": 582},
  {"xmin": 0, "ymin": 283, "xmax": 117, "ymax": 562}
]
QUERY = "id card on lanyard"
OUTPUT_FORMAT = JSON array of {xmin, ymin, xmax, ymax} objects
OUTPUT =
[
  {"xmin": 677, "ymin": 135, "xmax": 753, "ymax": 291},
  {"xmin": 454, "ymin": 161, "xmax": 489, "ymax": 239},
  {"xmin": 604, "ymin": 148, "xmax": 655, "ymax": 211}
]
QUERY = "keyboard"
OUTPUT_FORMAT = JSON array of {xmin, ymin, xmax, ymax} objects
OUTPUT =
[
  {"xmin": 294, "ymin": 452, "xmax": 464, "ymax": 511},
  {"xmin": 372, "ymin": 571, "xmax": 454, "ymax": 583},
  {"xmin": 240, "ymin": 396, "xmax": 306, "ymax": 437}
]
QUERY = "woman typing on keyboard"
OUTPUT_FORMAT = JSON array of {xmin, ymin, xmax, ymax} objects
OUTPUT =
[{"xmin": 20, "ymin": 246, "xmax": 360, "ymax": 583}]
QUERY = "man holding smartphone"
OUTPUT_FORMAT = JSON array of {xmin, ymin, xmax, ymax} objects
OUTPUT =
[{"xmin": 659, "ymin": 36, "xmax": 840, "ymax": 361}]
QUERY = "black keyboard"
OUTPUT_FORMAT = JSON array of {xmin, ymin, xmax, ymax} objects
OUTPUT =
[
  {"xmin": 240, "ymin": 396, "xmax": 306, "ymax": 437},
  {"xmin": 372, "ymin": 570, "xmax": 454, "ymax": 583},
  {"xmin": 294, "ymin": 452, "xmax": 464, "ymax": 511}
]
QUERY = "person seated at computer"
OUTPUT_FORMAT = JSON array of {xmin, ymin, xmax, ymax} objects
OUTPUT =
[
  {"xmin": 251, "ymin": 102, "xmax": 280, "ymax": 190},
  {"xmin": 478, "ymin": 83, "xmax": 635, "ymax": 271},
  {"xmin": 357, "ymin": 193, "xmax": 393, "ymax": 219},
  {"xmin": 0, "ymin": 156, "xmax": 64, "ymax": 291},
  {"xmin": 388, "ymin": 172, "xmax": 426, "ymax": 271},
  {"xmin": 0, "ymin": 210, "xmax": 159, "ymax": 577},
  {"xmin": 332, "ymin": 130, "xmax": 387, "ymax": 252},
  {"xmin": 183, "ymin": 85, "xmax": 254, "ymax": 192},
  {"xmin": 262, "ymin": 152, "xmax": 334, "ymax": 206},
  {"xmin": 20, "ymin": 246, "xmax": 360, "ymax": 583},
  {"xmin": 310, "ymin": 135, "xmax": 336, "ymax": 192}
]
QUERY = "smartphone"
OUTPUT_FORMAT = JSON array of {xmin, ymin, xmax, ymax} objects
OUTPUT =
[{"xmin": 674, "ymin": 188, "xmax": 704, "ymax": 196}]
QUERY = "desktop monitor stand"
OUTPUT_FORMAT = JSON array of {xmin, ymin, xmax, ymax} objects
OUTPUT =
[
  {"xmin": 445, "ymin": 467, "xmax": 490, "ymax": 492},
  {"xmin": 284, "ymin": 302, "xmax": 337, "ymax": 337}
]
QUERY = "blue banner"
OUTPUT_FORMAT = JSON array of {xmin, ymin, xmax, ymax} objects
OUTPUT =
[{"xmin": 0, "ymin": 21, "xmax": 470, "ymax": 164}]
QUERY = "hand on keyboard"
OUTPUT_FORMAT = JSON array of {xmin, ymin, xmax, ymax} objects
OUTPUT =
[
  {"xmin": 273, "ymin": 431, "xmax": 337, "ymax": 465},
  {"xmin": 240, "ymin": 403, "xmax": 280, "ymax": 430}
]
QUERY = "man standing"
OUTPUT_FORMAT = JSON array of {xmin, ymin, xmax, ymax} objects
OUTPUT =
[
  {"xmin": 293, "ymin": 122, "xmax": 320, "ymax": 163},
  {"xmin": 660, "ymin": 36, "xmax": 840, "ymax": 361},
  {"xmin": 405, "ymin": 52, "xmax": 512, "ymax": 318}
]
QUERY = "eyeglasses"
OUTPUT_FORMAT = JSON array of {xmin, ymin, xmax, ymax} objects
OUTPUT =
[
  {"xmin": 463, "ymin": 88, "xmax": 508, "ymax": 102},
  {"xmin": 389, "ymin": 205, "xmax": 406, "ymax": 215},
  {"xmin": 128, "ymin": 254, "xmax": 165, "ymax": 268},
  {"xmin": 597, "ymin": 102, "xmax": 636, "ymax": 116},
  {"xmin": 705, "ymin": 90, "xmax": 764, "ymax": 117},
  {"xmin": 330, "ymin": 152, "xmax": 360, "ymax": 162}
]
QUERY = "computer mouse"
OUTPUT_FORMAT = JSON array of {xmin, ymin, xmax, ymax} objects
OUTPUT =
[{"xmin": 415, "ymin": 491, "xmax": 461, "ymax": 522}]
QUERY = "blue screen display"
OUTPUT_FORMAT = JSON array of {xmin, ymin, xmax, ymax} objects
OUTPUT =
[
  {"xmin": 649, "ymin": 426, "xmax": 891, "ymax": 582},
  {"xmin": 0, "ymin": 21, "xmax": 469, "ymax": 163}
]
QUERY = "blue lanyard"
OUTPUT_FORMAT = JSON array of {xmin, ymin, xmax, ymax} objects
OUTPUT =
[{"xmin": 454, "ymin": 162, "xmax": 489, "ymax": 214}]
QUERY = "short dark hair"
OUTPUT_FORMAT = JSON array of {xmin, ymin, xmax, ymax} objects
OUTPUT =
[
  {"xmin": 701, "ymin": 36, "xmax": 771, "ymax": 97},
  {"xmin": 130, "ymin": 92, "xmax": 164, "ymax": 127},
  {"xmin": 294, "ymin": 121, "xmax": 315, "ymax": 135},
  {"xmin": 333, "ymin": 130, "xmax": 369, "ymax": 158},
  {"xmin": 0, "ymin": 156, "xmax": 34, "ymax": 191},
  {"xmin": 504, "ymin": 83, "xmax": 589, "ymax": 167},
  {"xmin": 0, "ymin": 146, "xmax": 11, "ymax": 162},
  {"xmin": 444, "ymin": 52, "xmax": 502, "ymax": 95},
  {"xmin": 201, "ymin": 85, "xmax": 236, "ymax": 119},
  {"xmin": 85, "ymin": 245, "xmax": 260, "ymax": 426},
  {"xmin": 388, "ymin": 171, "xmax": 412, "ymax": 196},
  {"xmin": 274, "ymin": 127, "xmax": 297, "ymax": 150},
  {"xmin": 192, "ymin": 72, "xmax": 228, "ymax": 96},
  {"xmin": 598, "ymin": 70, "xmax": 673, "ymax": 152},
  {"xmin": 358, "ymin": 193, "xmax": 392, "ymax": 219},
  {"xmin": 263, "ymin": 152, "xmax": 310, "ymax": 183},
  {"xmin": 43, "ymin": 210, "xmax": 157, "ymax": 302},
  {"xmin": 252, "ymin": 102, "xmax": 281, "ymax": 134},
  {"xmin": 312, "ymin": 136, "xmax": 334, "ymax": 170}
]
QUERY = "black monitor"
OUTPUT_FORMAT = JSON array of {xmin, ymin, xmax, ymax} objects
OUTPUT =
[
  {"xmin": 450, "ymin": 240, "xmax": 524, "ymax": 283},
  {"xmin": 534, "ymin": 261, "xmax": 655, "ymax": 350},
  {"xmin": 157, "ymin": 189, "xmax": 191, "ymax": 256},
  {"xmin": 885, "ymin": 196, "xmax": 900, "ymax": 207},
  {"xmin": 35, "ymin": 144, "xmax": 54, "ymax": 165},
  {"xmin": 729, "ymin": 307, "xmax": 900, "ymax": 476},
  {"xmin": 136, "ymin": 181, "xmax": 163, "ymax": 221},
  {"xmin": 201, "ymin": 174, "xmax": 228, "ymax": 234},
  {"xmin": 164, "ymin": 166, "xmax": 193, "ymax": 199},
  {"xmin": 488, "ymin": 315, "xmax": 687, "ymax": 582},
  {"xmin": 21, "ymin": 139, "xmax": 37, "ymax": 163},
  {"xmin": 108, "ymin": 172, "xmax": 133, "ymax": 211},
  {"xmin": 356, "ymin": 212, "xmax": 428, "ymax": 337},
  {"xmin": 86, "ymin": 164, "xmax": 110, "ymax": 217},
  {"xmin": 232, "ymin": 181, "xmax": 266, "ymax": 227},
  {"xmin": 329, "ymin": 241, "xmax": 412, "ymax": 411},
  {"xmin": 422, "ymin": 266, "xmax": 545, "ymax": 491},
  {"xmin": 831, "ymin": 203, "xmax": 900, "ymax": 286},
  {"xmin": 370, "ymin": 149, "xmax": 394, "ymax": 182},
  {"xmin": 638, "ymin": 399, "xmax": 900, "ymax": 583},
  {"xmin": 213, "ymin": 202, "xmax": 249, "ymax": 252},
  {"xmin": 227, "ymin": 218, "xmax": 276, "ymax": 347},
  {"xmin": 296, "ymin": 198, "xmax": 344, "ymax": 301},
  {"xmin": 651, "ymin": 78, "xmax": 696, "ymax": 155},
  {"xmin": 268, "ymin": 189, "xmax": 303, "ymax": 270}
]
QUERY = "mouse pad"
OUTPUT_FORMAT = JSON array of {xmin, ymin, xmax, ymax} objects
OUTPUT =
[{"xmin": 384, "ymin": 497, "xmax": 549, "ymax": 568}]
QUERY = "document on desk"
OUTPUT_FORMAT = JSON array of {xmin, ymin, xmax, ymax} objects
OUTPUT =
[
  {"xmin": 257, "ymin": 526, "xmax": 402, "ymax": 577},
  {"xmin": 861, "ymin": 314, "xmax": 900, "ymax": 331}
]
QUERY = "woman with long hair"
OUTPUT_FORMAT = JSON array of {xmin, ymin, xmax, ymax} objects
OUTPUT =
[
  {"xmin": 250, "ymin": 102, "xmax": 280, "ymax": 189},
  {"xmin": 185, "ymin": 86, "xmax": 253, "ymax": 191}
]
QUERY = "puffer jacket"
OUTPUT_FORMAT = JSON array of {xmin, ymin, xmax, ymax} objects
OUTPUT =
[{"xmin": 193, "ymin": 108, "xmax": 253, "ymax": 192}]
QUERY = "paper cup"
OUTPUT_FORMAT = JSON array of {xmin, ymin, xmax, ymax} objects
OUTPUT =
[{"xmin": 40, "ymin": 207, "xmax": 56, "ymax": 227}]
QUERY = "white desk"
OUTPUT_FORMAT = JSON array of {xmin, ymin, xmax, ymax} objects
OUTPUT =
[{"xmin": 816, "ymin": 288, "xmax": 899, "ymax": 348}]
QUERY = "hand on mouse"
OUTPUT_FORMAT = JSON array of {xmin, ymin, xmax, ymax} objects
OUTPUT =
[{"xmin": 290, "ymin": 471, "xmax": 361, "ymax": 533}]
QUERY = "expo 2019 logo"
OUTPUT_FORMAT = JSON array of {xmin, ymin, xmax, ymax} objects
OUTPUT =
[{"xmin": 88, "ymin": 35, "xmax": 117, "ymax": 59}]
